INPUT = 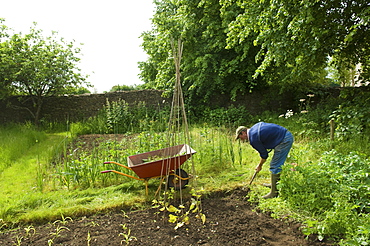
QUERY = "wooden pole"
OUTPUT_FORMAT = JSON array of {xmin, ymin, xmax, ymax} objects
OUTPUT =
[{"xmin": 330, "ymin": 119, "xmax": 335, "ymax": 141}]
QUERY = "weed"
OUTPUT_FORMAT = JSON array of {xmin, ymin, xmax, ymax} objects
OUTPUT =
[
  {"xmin": 90, "ymin": 221, "xmax": 100, "ymax": 227},
  {"xmin": 121, "ymin": 210, "xmax": 129, "ymax": 219},
  {"xmin": 119, "ymin": 224, "xmax": 137, "ymax": 245},
  {"xmin": 13, "ymin": 235, "xmax": 23, "ymax": 246},
  {"xmin": 87, "ymin": 231, "xmax": 91, "ymax": 246},
  {"xmin": 24, "ymin": 225, "xmax": 36, "ymax": 237},
  {"xmin": 48, "ymin": 224, "xmax": 70, "ymax": 246},
  {"xmin": 53, "ymin": 214, "xmax": 73, "ymax": 225}
]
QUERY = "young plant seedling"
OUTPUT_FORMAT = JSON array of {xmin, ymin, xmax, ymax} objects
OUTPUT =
[{"xmin": 119, "ymin": 224, "xmax": 137, "ymax": 245}]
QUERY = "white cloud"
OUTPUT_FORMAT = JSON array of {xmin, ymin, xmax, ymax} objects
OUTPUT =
[{"xmin": 0, "ymin": 0, "xmax": 154, "ymax": 93}]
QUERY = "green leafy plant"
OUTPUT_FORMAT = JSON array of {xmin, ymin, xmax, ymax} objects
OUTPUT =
[
  {"xmin": 330, "ymin": 89, "xmax": 370, "ymax": 140},
  {"xmin": 13, "ymin": 235, "xmax": 23, "ymax": 246},
  {"xmin": 24, "ymin": 225, "xmax": 36, "ymax": 238},
  {"xmin": 280, "ymin": 150, "xmax": 370, "ymax": 243},
  {"xmin": 54, "ymin": 214, "xmax": 73, "ymax": 225},
  {"xmin": 119, "ymin": 224, "xmax": 137, "ymax": 245},
  {"xmin": 153, "ymin": 189, "xmax": 206, "ymax": 230},
  {"xmin": 48, "ymin": 224, "xmax": 70, "ymax": 246}
]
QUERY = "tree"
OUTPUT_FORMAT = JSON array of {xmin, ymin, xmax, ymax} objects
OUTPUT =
[
  {"xmin": 64, "ymin": 86, "xmax": 91, "ymax": 95},
  {"xmin": 109, "ymin": 84, "xmax": 140, "ymax": 92},
  {"xmin": 140, "ymin": 0, "xmax": 369, "ymax": 101},
  {"xmin": 0, "ymin": 19, "xmax": 12, "ymax": 98},
  {"xmin": 222, "ymin": 0, "xmax": 370, "ymax": 88},
  {"xmin": 139, "ymin": 0, "xmax": 264, "ymax": 104},
  {"xmin": 0, "ymin": 23, "xmax": 88, "ymax": 125}
]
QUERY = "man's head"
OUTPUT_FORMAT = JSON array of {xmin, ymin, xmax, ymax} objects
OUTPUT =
[{"xmin": 235, "ymin": 126, "xmax": 248, "ymax": 140}]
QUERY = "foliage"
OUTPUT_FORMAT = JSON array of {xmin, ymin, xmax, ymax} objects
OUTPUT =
[
  {"xmin": 191, "ymin": 105, "xmax": 252, "ymax": 127},
  {"xmin": 139, "ymin": 0, "xmax": 263, "ymax": 104},
  {"xmin": 105, "ymin": 99, "xmax": 136, "ymax": 134},
  {"xmin": 103, "ymin": 99, "xmax": 169, "ymax": 134},
  {"xmin": 223, "ymin": 0, "xmax": 370, "ymax": 87},
  {"xmin": 330, "ymin": 88, "xmax": 370, "ymax": 140},
  {"xmin": 109, "ymin": 84, "xmax": 142, "ymax": 92},
  {"xmin": 67, "ymin": 99, "xmax": 170, "ymax": 136},
  {"xmin": 140, "ymin": 0, "xmax": 369, "ymax": 102},
  {"xmin": 0, "ymin": 22, "xmax": 88, "ymax": 124},
  {"xmin": 280, "ymin": 150, "xmax": 370, "ymax": 243},
  {"xmin": 63, "ymin": 86, "xmax": 91, "ymax": 95}
]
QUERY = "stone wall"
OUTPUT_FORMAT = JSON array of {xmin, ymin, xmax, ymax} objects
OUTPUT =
[
  {"xmin": 0, "ymin": 90, "xmax": 170, "ymax": 124},
  {"xmin": 0, "ymin": 87, "xmax": 342, "ymax": 124}
]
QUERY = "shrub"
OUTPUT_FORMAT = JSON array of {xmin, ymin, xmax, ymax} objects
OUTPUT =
[
  {"xmin": 280, "ymin": 150, "xmax": 370, "ymax": 243},
  {"xmin": 330, "ymin": 89, "xmax": 370, "ymax": 140},
  {"xmin": 196, "ymin": 105, "xmax": 252, "ymax": 126}
]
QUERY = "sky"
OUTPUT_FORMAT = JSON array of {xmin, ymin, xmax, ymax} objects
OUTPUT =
[{"xmin": 1, "ymin": 0, "xmax": 155, "ymax": 93}]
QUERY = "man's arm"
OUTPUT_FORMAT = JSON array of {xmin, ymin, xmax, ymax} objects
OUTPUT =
[{"xmin": 255, "ymin": 158, "xmax": 267, "ymax": 173}]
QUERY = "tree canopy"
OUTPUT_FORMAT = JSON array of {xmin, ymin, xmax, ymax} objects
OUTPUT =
[
  {"xmin": 140, "ymin": 0, "xmax": 262, "ymax": 102},
  {"xmin": 139, "ymin": 0, "xmax": 370, "ymax": 102},
  {"xmin": 0, "ymin": 21, "xmax": 88, "ymax": 124},
  {"xmin": 223, "ymin": 0, "xmax": 370, "ymax": 86}
]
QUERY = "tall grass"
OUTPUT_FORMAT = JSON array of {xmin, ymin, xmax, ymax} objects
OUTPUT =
[
  {"xmin": 67, "ymin": 99, "xmax": 170, "ymax": 136},
  {"xmin": 51, "ymin": 126, "xmax": 256, "ymax": 191},
  {"xmin": 0, "ymin": 126, "xmax": 68, "ymax": 222},
  {"xmin": 0, "ymin": 123, "xmax": 47, "ymax": 173}
]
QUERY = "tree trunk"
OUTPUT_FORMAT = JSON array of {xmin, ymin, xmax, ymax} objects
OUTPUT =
[{"xmin": 34, "ymin": 95, "xmax": 43, "ymax": 127}]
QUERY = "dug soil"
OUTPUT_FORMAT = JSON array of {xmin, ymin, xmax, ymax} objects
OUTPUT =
[
  {"xmin": 0, "ymin": 188, "xmax": 334, "ymax": 246},
  {"xmin": 0, "ymin": 135, "xmax": 336, "ymax": 245}
]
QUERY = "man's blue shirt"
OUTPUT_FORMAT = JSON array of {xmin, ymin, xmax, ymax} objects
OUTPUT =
[{"xmin": 248, "ymin": 122, "xmax": 287, "ymax": 159}]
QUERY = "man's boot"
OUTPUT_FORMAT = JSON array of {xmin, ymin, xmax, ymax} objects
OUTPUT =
[{"xmin": 263, "ymin": 173, "xmax": 280, "ymax": 199}]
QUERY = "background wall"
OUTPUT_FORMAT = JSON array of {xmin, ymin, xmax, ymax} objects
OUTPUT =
[
  {"xmin": 0, "ymin": 90, "xmax": 169, "ymax": 124},
  {"xmin": 0, "ymin": 88, "xmax": 341, "ymax": 124}
]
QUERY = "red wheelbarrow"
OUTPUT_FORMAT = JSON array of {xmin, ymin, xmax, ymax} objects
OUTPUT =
[{"xmin": 101, "ymin": 144, "xmax": 196, "ymax": 194}]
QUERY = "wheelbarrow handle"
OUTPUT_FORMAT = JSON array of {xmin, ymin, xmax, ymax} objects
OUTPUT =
[
  {"xmin": 101, "ymin": 169, "xmax": 144, "ymax": 181},
  {"xmin": 104, "ymin": 161, "xmax": 132, "ymax": 171},
  {"xmin": 101, "ymin": 170, "xmax": 113, "ymax": 173}
]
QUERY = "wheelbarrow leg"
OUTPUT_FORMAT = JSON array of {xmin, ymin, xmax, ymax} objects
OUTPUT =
[{"xmin": 144, "ymin": 180, "xmax": 149, "ymax": 196}]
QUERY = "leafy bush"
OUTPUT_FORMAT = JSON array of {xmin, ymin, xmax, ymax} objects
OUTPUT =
[
  {"xmin": 68, "ymin": 99, "xmax": 170, "ymax": 135},
  {"xmin": 196, "ymin": 105, "xmax": 252, "ymax": 126},
  {"xmin": 280, "ymin": 150, "xmax": 370, "ymax": 243},
  {"xmin": 330, "ymin": 89, "xmax": 370, "ymax": 140},
  {"xmin": 104, "ymin": 99, "xmax": 170, "ymax": 134}
]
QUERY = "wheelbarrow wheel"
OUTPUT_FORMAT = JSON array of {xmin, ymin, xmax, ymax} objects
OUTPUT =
[{"xmin": 167, "ymin": 169, "xmax": 189, "ymax": 190}]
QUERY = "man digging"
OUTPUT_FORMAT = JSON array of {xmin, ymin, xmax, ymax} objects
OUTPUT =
[{"xmin": 235, "ymin": 122, "xmax": 294, "ymax": 198}]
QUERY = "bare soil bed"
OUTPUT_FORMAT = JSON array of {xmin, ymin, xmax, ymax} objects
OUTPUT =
[
  {"xmin": 0, "ymin": 135, "xmax": 336, "ymax": 245},
  {"xmin": 0, "ymin": 188, "xmax": 335, "ymax": 246}
]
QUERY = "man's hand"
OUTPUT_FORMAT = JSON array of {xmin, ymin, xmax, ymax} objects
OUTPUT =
[
  {"xmin": 255, "ymin": 164, "xmax": 263, "ymax": 173},
  {"xmin": 255, "ymin": 158, "xmax": 267, "ymax": 173}
]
